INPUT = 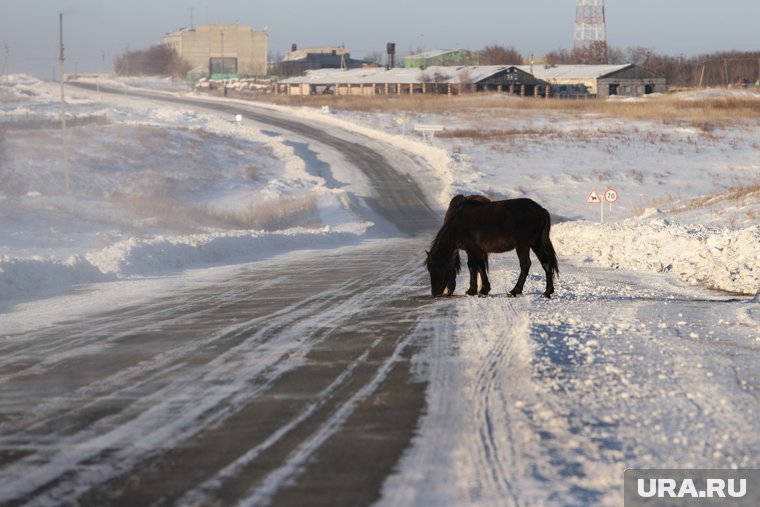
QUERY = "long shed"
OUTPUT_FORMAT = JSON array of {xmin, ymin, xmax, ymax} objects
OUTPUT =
[
  {"xmin": 524, "ymin": 64, "xmax": 666, "ymax": 97},
  {"xmin": 277, "ymin": 65, "xmax": 547, "ymax": 96}
]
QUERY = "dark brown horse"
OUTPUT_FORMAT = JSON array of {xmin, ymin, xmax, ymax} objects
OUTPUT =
[
  {"xmin": 443, "ymin": 195, "xmax": 491, "ymax": 296},
  {"xmin": 426, "ymin": 196, "xmax": 559, "ymax": 298}
]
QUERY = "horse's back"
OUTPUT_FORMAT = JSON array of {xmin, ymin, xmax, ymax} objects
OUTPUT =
[{"xmin": 444, "ymin": 194, "xmax": 491, "ymax": 222}]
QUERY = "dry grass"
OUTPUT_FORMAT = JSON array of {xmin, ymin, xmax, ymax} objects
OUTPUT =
[
  {"xmin": 111, "ymin": 192, "xmax": 322, "ymax": 234},
  {"xmin": 208, "ymin": 194, "xmax": 322, "ymax": 231},
  {"xmin": 634, "ymin": 184, "xmax": 760, "ymax": 222},
  {"xmin": 666, "ymin": 184, "xmax": 760, "ymax": 215},
  {"xmin": 437, "ymin": 127, "xmax": 552, "ymax": 140},
  {"xmin": 254, "ymin": 92, "xmax": 760, "ymax": 123}
]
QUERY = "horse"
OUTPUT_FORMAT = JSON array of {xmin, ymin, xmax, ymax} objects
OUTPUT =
[
  {"xmin": 425, "ymin": 196, "xmax": 559, "ymax": 298},
  {"xmin": 443, "ymin": 194, "xmax": 491, "ymax": 296}
]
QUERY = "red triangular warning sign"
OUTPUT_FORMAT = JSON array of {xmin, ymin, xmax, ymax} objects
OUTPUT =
[{"xmin": 586, "ymin": 188, "xmax": 602, "ymax": 204}]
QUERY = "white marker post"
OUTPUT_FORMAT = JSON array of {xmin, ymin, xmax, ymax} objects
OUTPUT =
[{"xmin": 586, "ymin": 188, "xmax": 603, "ymax": 223}]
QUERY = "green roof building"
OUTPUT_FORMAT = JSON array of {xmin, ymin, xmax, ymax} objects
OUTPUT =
[{"xmin": 403, "ymin": 49, "xmax": 478, "ymax": 68}]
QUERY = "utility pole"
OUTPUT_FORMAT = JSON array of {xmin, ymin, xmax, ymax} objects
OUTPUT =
[
  {"xmin": 220, "ymin": 31, "xmax": 224, "ymax": 75},
  {"xmin": 59, "ymin": 12, "xmax": 70, "ymax": 193},
  {"xmin": 3, "ymin": 44, "xmax": 8, "ymax": 82}
]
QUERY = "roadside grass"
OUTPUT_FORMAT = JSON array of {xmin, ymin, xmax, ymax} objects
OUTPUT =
[
  {"xmin": 634, "ymin": 184, "xmax": 760, "ymax": 229},
  {"xmin": 112, "ymin": 193, "xmax": 322, "ymax": 233},
  {"xmin": 256, "ymin": 92, "xmax": 760, "ymax": 123}
]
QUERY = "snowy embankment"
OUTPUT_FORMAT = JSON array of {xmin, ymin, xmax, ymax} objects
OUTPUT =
[
  {"xmin": 0, "ymin": 228, "xmax": 362, "ymax": 302},
  {"xmin": 554, "ymin": 218, "xmax": 760, "ymax": 295},
  {"xmin": 0, "ymin": 75, "xmax": 375, "ymax": 304}
]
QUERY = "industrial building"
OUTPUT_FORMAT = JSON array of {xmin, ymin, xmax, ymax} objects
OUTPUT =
[
  {"xmin": 276, "ymin": 64, "xmax": 665, "ymax": 98},
  {"xmin": 525, "ymin": 64, "xmax": 667, "ymax": 97},
  {"xmin": 277, "ymin": 66, "xmax": 546, "ymax": 96},
  {"xmin": 272, "ymin": 45, "xmax": 370, "ymax": 77},
  {"xmin": 164, "ymin": 24, "xmax": 267, "ymax": 79}
]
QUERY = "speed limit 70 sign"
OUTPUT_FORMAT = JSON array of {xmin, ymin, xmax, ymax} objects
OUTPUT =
[{"xmin": 604, "ymin": 189, "xmax": 618, "ymax": 204}]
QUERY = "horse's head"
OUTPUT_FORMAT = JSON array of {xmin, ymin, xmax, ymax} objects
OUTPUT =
[{"xmin": 425, "ymin": 250, "xmax": 459, "ymax": 297}]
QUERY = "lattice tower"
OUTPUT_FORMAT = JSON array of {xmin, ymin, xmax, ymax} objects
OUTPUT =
[{"xmin": 574, "ymin": 0, "xmax": 608, "ymax": 63}]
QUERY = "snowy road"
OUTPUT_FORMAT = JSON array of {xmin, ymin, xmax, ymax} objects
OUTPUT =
[
  {"xmin": 1, "ymin": 85, "xmax": 758, "ymax": 506},
  {"xmin": 1, "ymin": 88, "xmax": 442, "ymax": 506},
  {"xmin": 0, "ymin": 239, "xmax": 442, "ymax": 506}
]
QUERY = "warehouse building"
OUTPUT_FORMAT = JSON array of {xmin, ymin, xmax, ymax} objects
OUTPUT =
[
  {"xmin": 276, "ymin": 64, "xmax": 665, "ymax": 98},
  {"xmin": 272, "ymin": 45, "xmax": 370, "ymax": 77},
  {"xmin": 164, "ymin": 24, "xmax": 267, "ymax": 79},
  {"xmin": 277, "ymin": 65, "xmax": 546, "ymax": 96},
  {"xmin": 524, "ymin": 64, "xmax": 667, "ymax": 97}
]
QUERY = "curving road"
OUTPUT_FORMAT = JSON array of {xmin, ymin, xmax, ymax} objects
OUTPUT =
[{"xmin": 0, "ymin": 86, "xmax": 443, "ymax": 506}]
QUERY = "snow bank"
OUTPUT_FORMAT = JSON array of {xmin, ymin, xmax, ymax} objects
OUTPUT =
[
  {"xmin": 85, "ymin": 227, "xmax": 363, "ymax": 275},
  {"xmin": 0, "ymin": 228, "xmax": 364, "ymax": 302},
  {"xmin": 554, "ymin": 219, "xmax": 760, "ymax": 295},
  {"xmin": 0, "ymin": 255, "xmax": 111, "ymax": 302}
]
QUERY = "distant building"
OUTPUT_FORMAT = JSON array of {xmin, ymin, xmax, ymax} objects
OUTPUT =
[
  {"xmin": 403, "ymin": 49, "xmax": 478, "ymax": 69},
  {"xmin": 272, "ymin": 45, "xmax": 371, "ymax": 77},
  {"xmin": 525, "ymin": 64, "xmax": 667, "ymax": 97},
  {"xmin": 276, "ymin": 64, "xmax": 666, "ymax": 98},
  {"xmin": 277, "ymin": 66, "xmax": 546, "ymax": 96},
  {"xmin": 164, "ymin": 24, "xmax": 267, "ymax": 79}
]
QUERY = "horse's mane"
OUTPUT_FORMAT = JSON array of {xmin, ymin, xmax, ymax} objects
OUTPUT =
[
  {"xmin": 427, "ymin": 207, "xmax": 463, "ymax": 273},
  {"xmin": 429, "ymin": 218, "xmax": 456, "ymax": 259}
]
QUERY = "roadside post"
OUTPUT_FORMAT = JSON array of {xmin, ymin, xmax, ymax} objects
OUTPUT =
[
  {"xmin": 586, "ymin": 187, "xmax": 619, "ymax": 224},
  {"xmin": 604, "ymin": 188, "xmax": 618, "ymax": 217},
  {"xmin": 586, "ymin": 188, "xmax": 603, "ymax": 223}
]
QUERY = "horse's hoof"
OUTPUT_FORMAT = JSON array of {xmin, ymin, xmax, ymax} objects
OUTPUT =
[
  {"xmin": 507, "ymin": 292, "xmax": 517, "ymax": 298},
  {"xmin": 465, "ymin": 289, "xmax": 477, "ymax": 296},
  {"xmin": 543, "ymin": 293, "xmax": 552, "ymax": 299}
]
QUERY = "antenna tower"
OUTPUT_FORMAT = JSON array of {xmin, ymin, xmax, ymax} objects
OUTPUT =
[{"xmin": 574, "ymin": 0, "xmax": 608, "ymax": 63}]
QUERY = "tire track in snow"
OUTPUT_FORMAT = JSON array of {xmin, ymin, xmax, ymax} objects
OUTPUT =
[
  {"xmin": 0, "ymin": 245, "xmax": 431, "ymax": 506},
  {"xmin": 471, "ymin": 293, "xmax": 529, "ymax": 507},
  {"xmin": 0, "ymin": 275, "xmax": 357, "ymax": 439},
  {"xmin": 377, "ymin": 289, "xmax": 540, "ymax": 507}
]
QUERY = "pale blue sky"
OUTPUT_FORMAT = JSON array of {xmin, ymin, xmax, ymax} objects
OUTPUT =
[{"xmin": 2, "ymin": 1, "xmax": 759, "ymax": 78}]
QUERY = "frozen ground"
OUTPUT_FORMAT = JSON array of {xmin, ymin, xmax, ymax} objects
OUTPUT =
[{"xmin": 1, "ymin": 75, "xmax": 758, "ymax": 506}]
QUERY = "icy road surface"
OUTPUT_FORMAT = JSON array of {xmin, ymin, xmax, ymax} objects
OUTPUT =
[{"xmin": 0, "ymin": 87, "xmax": 758, "ymax": 506}]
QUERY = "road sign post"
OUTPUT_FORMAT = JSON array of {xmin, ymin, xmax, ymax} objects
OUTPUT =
[
  {"xmin": 587, "ymin": 188, "xmax": 619, "ymax": 223},
  {"xmin": 604, "ymin": 188, "xmax": 618, "ymax": 215},
  {"xmin": 586, "ymin": 188, "xmax": 603, "ymax": 223}
]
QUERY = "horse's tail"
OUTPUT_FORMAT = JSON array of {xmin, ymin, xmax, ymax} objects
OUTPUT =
[{"xmin": 541, "ymin": 212, "xmax": 560, "ymax": 278}]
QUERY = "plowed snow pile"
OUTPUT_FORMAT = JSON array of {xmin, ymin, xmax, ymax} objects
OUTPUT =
[{"xmin": 554, "ymin": 219, "xmax": 759, "ymax": 295}]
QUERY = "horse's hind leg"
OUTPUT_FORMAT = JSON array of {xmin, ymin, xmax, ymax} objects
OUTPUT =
[
  {"xmin": 509, "ymin": 246, "xmax": 531, "ymax": 297},
  {"xmin": 532, "ymin": 245, "xmax": 555, "ymax": 298},
  {"xmin": 465, "ymin": 253, "xmax": 480, "ymax": 296}
]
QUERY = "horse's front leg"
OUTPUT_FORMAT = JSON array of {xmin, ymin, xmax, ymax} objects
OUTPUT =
[
  {"xmin": 465, "ymin": 253, "xmax": 480, "ymax": 296},
  {"xmin": 509, "ymin": 247, "xmax": 531, "ymax": 297}
]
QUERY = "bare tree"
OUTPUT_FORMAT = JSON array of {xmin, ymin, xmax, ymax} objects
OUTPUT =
[
  {"xmin": 364, "ymin": 51, "xmax": 384, "ymax": 66},
  {"xmin": 114, "ymin": 45, "xmax": 190, "ymax": 77},
  {"xmin": 479, "ymin": 44, "xmax": 522, "ymax": 65}
]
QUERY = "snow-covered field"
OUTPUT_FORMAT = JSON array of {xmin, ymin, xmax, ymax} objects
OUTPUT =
[{"xmin": 1, "ymin": 75, "xmax": 759, "ymax": 506}]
